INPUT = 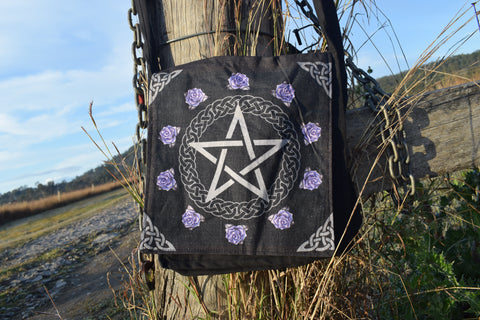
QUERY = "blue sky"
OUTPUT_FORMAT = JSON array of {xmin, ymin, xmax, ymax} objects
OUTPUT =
[
  {"xmin": 0, "ymin": 0, "xmax": 478, "ymax": 194},
  {"xmin": 342, "ymin": 0, "xmax": 479, "ymax": 78}
]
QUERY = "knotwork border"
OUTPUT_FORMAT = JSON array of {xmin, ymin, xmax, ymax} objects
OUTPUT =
[
  {"xmin": 140, "ymin": 213, "xmax": 176, "ymax": 252},
  {"xmin": 297, "ymin": 213, "xmax": 335, "ymax": 252},
  {"xmin": 148, "ymin": 70, "xmax": 183, "ymax": 103},
  {"xmin": 298, "ymin": 61, "xmax": 332, "ymax": 98},
  {"xmin": 179, "ymin": 95, "xmax": 301, "ymax": 220}
]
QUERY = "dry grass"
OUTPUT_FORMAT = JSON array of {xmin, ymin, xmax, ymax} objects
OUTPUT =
[
  {"xmin": 415, "ymin": 65, "xmax": 480, "ymax": 92},
  {"xmin": 212, "ymin": 0, "xmax": 287, "ymax": 57},
  {"xmin": 0, "ymin": 181, "xmax": 121, "ymax": 225},
  {"xmin": 108, "ymin": 248, "xmax": 159, "ymax": 320},
  {"xmin": 83, "ymin": 101, "xmax": 144, "ymax": 210},
  {"xmin": 0, "ymin": 188, "xmax": 128, "ymax": 253}
]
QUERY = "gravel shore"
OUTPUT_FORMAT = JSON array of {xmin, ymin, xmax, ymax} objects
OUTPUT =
[{"xmin": 0, "ymin": 194, "xmax": 138, "ymax": 319}]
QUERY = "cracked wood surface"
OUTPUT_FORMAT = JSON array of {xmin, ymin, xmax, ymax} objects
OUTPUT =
[{"xmin": 347, "ymin": 81, "xmax": 480, "ymax": 196}]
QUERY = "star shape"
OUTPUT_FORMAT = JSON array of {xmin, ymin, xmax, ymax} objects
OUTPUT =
[{"xmin": 189, "ymin": 104, "xmax": 287, "ymax": 202}]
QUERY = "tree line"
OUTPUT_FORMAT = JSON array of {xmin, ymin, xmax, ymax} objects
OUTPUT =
[
  {"xmin": 0, "ymin": 145, "xmax": 137, "ymax": 205},
  {"xmin": 376, "ymin": 49, "xmax": 480, "ymax": 94}
]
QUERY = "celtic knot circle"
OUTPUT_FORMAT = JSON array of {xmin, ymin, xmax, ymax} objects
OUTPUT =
[{"xmin": 179, "ymin": 95, "xmax": 301, "ymax": 220}]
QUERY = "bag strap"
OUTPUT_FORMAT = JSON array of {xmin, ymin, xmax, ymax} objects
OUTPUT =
[
  {"xmin": 295, "ymin": 0, "xmax": 362, "ymax": 252},
  {"xmin": 311, "ymin": 0, "xmax": 347, "ymax": 110},
  {"xmin": 294, "ymin": 0, "xmax": 348, "ymax": 155}
]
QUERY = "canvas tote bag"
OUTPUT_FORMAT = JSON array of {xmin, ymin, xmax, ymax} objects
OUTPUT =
[{"xmin": 138, "ymin": 0, "xmax": 361, "ymax": 276}]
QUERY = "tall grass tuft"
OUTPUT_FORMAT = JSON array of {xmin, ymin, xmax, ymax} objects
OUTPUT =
[
  {"xmin": 108, "ymin": 247, "xmax": 159, "ymax": 320},
  {"xmin": 82, "ymin": 101, "xmax": 144, "ymax": 210}
]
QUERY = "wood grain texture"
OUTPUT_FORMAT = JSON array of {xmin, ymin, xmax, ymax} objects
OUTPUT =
[
  {"xmin": 347, "ymin": 81, "xmax": 480, "ymax": 196},
  {"xmin": 156, "ymin": 0, "xmax": 277, "ymax": 70}
]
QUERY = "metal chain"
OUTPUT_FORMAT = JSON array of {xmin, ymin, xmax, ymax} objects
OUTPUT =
[
  {"xmin": 292, "ymin": 0, "xmax": 323, "ymax": 47},
  {"xmin": 129, "ymin": 0, "xmax": 155, "ymax": 291},
  {"xmin": 346, "ymin": 56, "xmax": 415, "ymax": 196},
  {"xmin": 295, "ymin": 1, "xmax": 415, "ymax": 196},
  {"xmin": 294, "ymin": 0, "xmax": 321, "ymax": 32}
]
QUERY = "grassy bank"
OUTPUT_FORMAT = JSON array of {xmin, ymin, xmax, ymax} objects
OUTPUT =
[
  {"xmin": 0, "ymin": 182, "xmax": 122, "ymax": 226},
  {"xmin": 0, "ymin": 188, "xmax": 129, "ymax": 252}
]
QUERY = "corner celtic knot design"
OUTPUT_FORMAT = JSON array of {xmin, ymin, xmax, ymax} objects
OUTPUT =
[
  {"xmin": 297, "ymin": 61, "xmax": 332, "ymax": 98},
  {"xmin": 179, "ymin": 95, "xmax": 301, "ymax": 220},
  {"xmin": 140, "ymin": 214, "xmax": 176, "ymax": 252},
  {"xmin": 297, "ymin": 213, "xmax": 335, "ymax": 252},
  {"xmin": 149, "ymin": 70, "xmax": 183, "ymax": 102}
]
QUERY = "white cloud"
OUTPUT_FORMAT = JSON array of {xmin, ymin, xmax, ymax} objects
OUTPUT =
[
  {"xmin": 94, "ymin": 102, "xmax": 136, "ymax": 118},
  {"xmin": 0, "ymin": 1, "xmax": 136, "ymax": 194},
  {"xmin": 0, "ymin": 110, "xmax": 83, "ymax": 148},
  {"xmin": 55, "ymin": 152, "xmax": 105, "ymax": 174},
  {"xmin": 0, "ymin": 150, "xmax": 22, "ymax": 164},
  {"xmin": 0, "ymin": 62, "xmax": 131, "ymax": 112},
  {"xmin": 0, "ymin": 0, "xmax": 129, "ymax": 77},
  {"xmin": 0, "ymin": 113, "xmax": 21, "ymax": 135}
]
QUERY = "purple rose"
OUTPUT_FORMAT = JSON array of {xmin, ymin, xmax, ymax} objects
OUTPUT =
[
  {"xmin": 269, "ymin": 208, "xmax": 294, "ymax": 230},
  {"xmin": 185, "ymin": 88, "xmax": 208, "ymax": 109},
  {"xmin": 227, "ymin": 73, "xmax": 250, "ymax": 90},
  {"xmin": 302, "ymin": 122, "xmax": 321, "ymax": 145},
  {"xmin": 182, "ymin": 206, "xmax": 204, "ymax": 230},
  {"xmin": 272, "ymin": 82, "xmax": 295, "ymax": 106},
  {"xmin": 299, "ymin": 168, "xmax": 323, "ymax": 190},
  {"xmin": 225, "ymin": 224, "xmax": 248, "ymax": 245},
  {"xmin": 156, "ymin": 168, "xmax": 177, "ymax": 191},
  {"xmin": 159, "ymin": 125, "xmax": 180, "ymax": 147}
]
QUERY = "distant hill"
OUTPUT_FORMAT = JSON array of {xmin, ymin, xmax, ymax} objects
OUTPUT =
[
  {"xmin": 376, "ymin": 50, "xmax": 480, "ymax": 95},
  {"xmin": 0, "ymin": 145, "xmax": 137, "ymax": 205}
]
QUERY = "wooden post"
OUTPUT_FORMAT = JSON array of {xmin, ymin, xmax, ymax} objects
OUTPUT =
[
  {"xmin": 134, "ymin": 1, "xmax": 282, "ymax": 318},
  {"xmin": 135, "ymin": 0, "xmax": 281, "ymax": 75}
]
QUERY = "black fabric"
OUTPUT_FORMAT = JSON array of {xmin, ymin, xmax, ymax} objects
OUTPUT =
[
  {"xmin": 141, "ymin": 52, "xmax": 348, "ymax": 275},
  {"xmin": 135, "ymin": 0, "xmax": 362, "ymax": 276}
]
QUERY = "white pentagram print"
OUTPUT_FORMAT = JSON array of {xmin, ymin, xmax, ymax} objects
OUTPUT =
[
  {"xmin": 190, "ymin": 103, "xmax": 287, "ymax": 202},
  {"xmin": 178, "ymin": 95, "xmax": 301, "ymax": 220}
]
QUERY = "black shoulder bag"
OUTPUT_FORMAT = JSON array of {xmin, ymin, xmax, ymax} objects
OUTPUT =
[{"xmin": 138, "ymin": 0, "xmax": 361, "ymax": 276}]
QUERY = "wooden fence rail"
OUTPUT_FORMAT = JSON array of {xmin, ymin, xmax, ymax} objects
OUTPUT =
[{"xmin": 347, "ymin": 81, "xmax": 480, "ymax": 196}]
